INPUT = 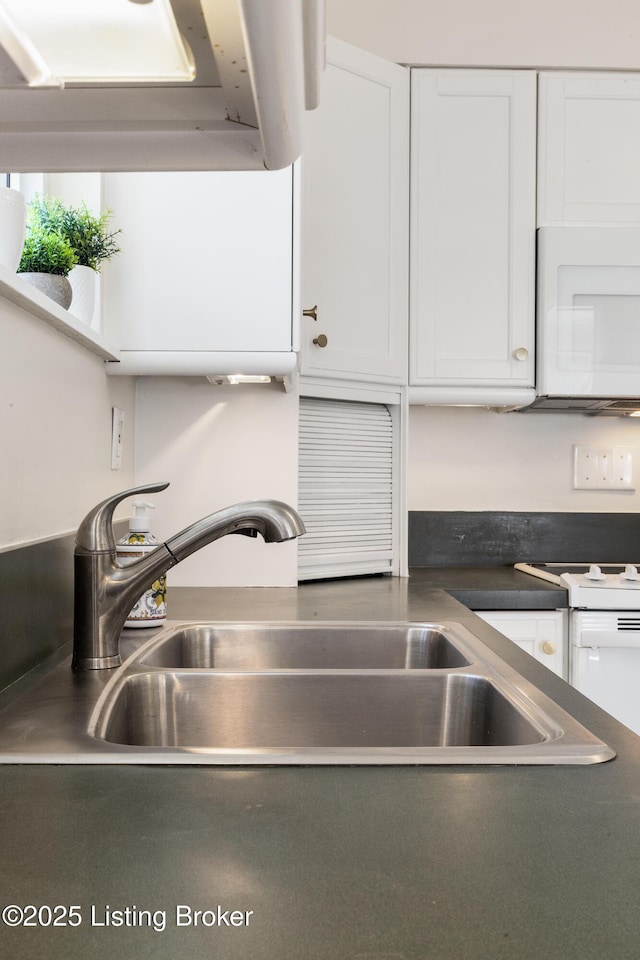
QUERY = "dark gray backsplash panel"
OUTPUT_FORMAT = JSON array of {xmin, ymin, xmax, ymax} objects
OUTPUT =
[
  {"xmin": 0, "ymin": 520, "xmax": 128, "ymax": 693},
  {"xmin": 0, "ymin": 534, "xmax": 74, "ymax": 692},
  {"xmin": 409, "ymin": 511, "xmax": 640, "ymax": 566}
]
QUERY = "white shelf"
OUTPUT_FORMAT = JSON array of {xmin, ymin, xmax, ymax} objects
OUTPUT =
[
  {"xmin": 0, "ymin": 264, "xmax": 120, "ymax": 361},
  {"xmin": 105, "ymin": 351, "xmax": 297, "ymax": 376}
]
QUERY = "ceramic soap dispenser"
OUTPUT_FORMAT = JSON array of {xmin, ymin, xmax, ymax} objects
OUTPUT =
[{"xmin": 116, "ymin": 501, "xmax": 167, "ymax": 628}]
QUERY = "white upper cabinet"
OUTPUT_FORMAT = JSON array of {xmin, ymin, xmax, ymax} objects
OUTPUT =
[
  {"xmin": 409, "ymin": 70, "xmax": 537, "ymax": 400},
  {"xmin": 539, "ymin": 73, "xmax": 640, "ymax": 225},
  {"xmin": 299, "ymin": 39, "xmax": 409, "ymax": 385},
  {"xmin": 101, "ymin": 167, "xmax": 296, "ymax": 376}
]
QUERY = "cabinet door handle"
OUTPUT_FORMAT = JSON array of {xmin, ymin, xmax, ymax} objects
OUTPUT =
[
  {"xmin": 313, "ymin": 334, "xmax": 328, "ymax": 348},
  {"xmin": 513, "ymin": 347, "xmax": 529, "ymax": 361},
  {"xmin": 303, "ymin": 305, "xmax": 318, "ymax": 322},
  {"xmin": 542, "ymin": 641, "xmax": 556, "ymax": 656}
]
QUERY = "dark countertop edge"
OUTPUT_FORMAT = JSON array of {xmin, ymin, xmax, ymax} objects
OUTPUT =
[
  {"xmin": 407, "ymin": 565, "xmax": 568, "ymax": 610},
  {"xmin": 447, "ymin": 588, "xmax": 566, "ymax": 610}
]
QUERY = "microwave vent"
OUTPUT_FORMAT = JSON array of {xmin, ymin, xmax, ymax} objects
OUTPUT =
[
  {"xmin": 605, "ymin": 400, "xmax": 640, "ymax": 411},
  {"xmin": 522, "ymin": 396, "xmax": 640, "ymax": 416}
]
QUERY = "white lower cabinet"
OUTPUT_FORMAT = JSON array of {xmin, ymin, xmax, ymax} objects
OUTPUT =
[
  {"xmin": 474, "ymin": 610, "xmax": 567, "ymax": 679},
  {"xmin": 101, "ymin": 167, "xmax": 296, "ymax": 376}
]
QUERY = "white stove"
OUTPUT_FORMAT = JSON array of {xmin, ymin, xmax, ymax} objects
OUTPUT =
[
  {"xmin": 515, "ymin": 562, "xmax": 640, "ymax": 610},
  {"xmin": 515, "ymin": 562, "xmax": 640, "ymax": 735}
]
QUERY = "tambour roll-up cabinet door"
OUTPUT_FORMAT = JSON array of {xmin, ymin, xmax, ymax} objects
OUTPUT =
[{"xmin": 298, "ymin": 398, "xmax": 393, "ymax": 581}]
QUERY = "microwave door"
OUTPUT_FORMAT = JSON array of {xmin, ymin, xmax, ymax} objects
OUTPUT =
[{"xmin": 537, "ymin": 227, "xmax": 640, "ymax": 397}]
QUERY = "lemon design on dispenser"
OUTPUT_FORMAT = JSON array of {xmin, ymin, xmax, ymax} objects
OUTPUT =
[{"xmin": 116, "ymin": 501, "xmax": 167, "ymax": 627}]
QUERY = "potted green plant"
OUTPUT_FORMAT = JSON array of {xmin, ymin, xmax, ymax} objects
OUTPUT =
[
  {"xmin": 18, "ymin": 223, "xmax": 78, "ymax": 309},
  {"xmin": 24, "ymin": 195, "xmax": 122, "ymax": 324}
]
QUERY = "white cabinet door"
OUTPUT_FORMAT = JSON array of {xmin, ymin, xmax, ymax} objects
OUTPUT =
[
  {"xmin": 102, "ymin": 168, "xmax": 294, "ymax": 371},
  {"xmin": 539, "ymin": 73, "xmax": 640, "ymax": 225},
  {"xmin": 299, "ymin": 39, "xmax": 409, "ymax": 384},
  {"xmin": 410, "ymin": 70, "xmax": 536, "ymax": 390},
  {"xmin": 475, "ymin": 610, "xmax": 567, "ymax": 679}
]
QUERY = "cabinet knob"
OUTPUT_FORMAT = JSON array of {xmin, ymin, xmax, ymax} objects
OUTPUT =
[
  {"xmin": 313, "ymin": 334, "xmax": 328, "ymax": 348},
  {"xmin": 513, "ymin": 347, "xmax": 529, "ymax": 361},
  {"xmin": 542, "ymin": 641, "xmax": 556, "ymax": 656},
  {"xmin": 303, "ymin": 305, "xmax": 318, "ymax": 322}
]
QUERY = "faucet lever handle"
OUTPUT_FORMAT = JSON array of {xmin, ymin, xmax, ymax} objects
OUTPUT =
[{"xmin": 75, "ymin": 482, "xmax": 170, "ymax": 552}]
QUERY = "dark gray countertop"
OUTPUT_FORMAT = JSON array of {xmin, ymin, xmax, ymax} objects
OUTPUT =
[{"xmin": 1, "ymin": 569, "xmax": 638, "ymax": 960}]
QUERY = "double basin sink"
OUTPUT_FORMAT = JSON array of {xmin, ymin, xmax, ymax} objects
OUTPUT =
[{"xmin": 0, "ymin": 621, "xmax": 614, "ymax": 764}]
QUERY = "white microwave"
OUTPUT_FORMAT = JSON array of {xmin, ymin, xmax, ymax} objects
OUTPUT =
[{"xmin": 531, "ymin": 226, "xmax": 640, "ymax": 415}]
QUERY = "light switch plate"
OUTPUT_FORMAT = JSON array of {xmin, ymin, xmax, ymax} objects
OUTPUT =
[{"xmin": 572, "ymin": 444, "xmax": 635, "ymax": 490}]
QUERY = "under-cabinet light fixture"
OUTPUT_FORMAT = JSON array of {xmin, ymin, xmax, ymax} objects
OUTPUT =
[
  {"xmin": 206, "ymin": 375, "xmax": 273, "ymax": 386},
  {"xmin": 0, "ymin": 0, "xmax": 195, "ymax": 86}
]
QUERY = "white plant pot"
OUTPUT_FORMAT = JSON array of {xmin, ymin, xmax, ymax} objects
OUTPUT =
[
  {"xmin": 69, "ymin": 264, "xmax": 97, "ymax": 325},
  {"xmin": 19, "ymin": 272, "xmax": 73, "ymax": 310},
  {"xmin": 0, "ymin": 187, "xmax": 27, "ymax": 273}
]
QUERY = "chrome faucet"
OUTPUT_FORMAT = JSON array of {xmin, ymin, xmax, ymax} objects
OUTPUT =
[{"xmin": 72, "ymin": 482, "xmax": 306, "ymax": 671}]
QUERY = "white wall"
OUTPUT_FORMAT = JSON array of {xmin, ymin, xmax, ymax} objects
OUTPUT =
[
  {"xmin": 134, "ymin": 378, "xmax": 299, "ymax": 587},
  {"xmin": 1, "ymin": 297, "xmax": 298, "ymax": 588},
  {"xmin": 409, "ymin": 407, "xmax": 640, "ymax": 512},
  {"xmin": 1, "ymin": 300, "xmax": 135, "ymax": 548},
  {"xmin": 326, "ymin": 0, "xmax": 640, "ymax": 69}
]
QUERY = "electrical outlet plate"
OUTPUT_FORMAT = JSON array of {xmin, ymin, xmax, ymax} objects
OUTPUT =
[
  {"xmin": 611, "ymin": 446, "xmax": 635, "ymax": 490},
  {"xmin": 111, "ymin": 406, "xmax": 125, "ymax": 470},
  {"xmin": 572, "ymin": 444, "xmax": 635, "ymax": 490}
]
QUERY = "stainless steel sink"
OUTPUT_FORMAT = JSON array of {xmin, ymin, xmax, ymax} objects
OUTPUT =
[
  {"xmin": 0, "ymin": 620, "xmax": 615, "ymax": 765},
  {"xmin": 93, "ymin": 671, "xmax": 551, "ymax": 751},
  {"xmin": 137, "ymin": 622, "xmax": 472, "ymax": 670}
]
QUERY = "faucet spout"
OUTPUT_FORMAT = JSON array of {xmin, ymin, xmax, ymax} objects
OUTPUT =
[
  {"xmin": 165, "ymin": 499, "xmax": 306, "ymax": 561},
  {"xmin": 72, "ymin": 485, "xmax": 306, "ymax": 672}
]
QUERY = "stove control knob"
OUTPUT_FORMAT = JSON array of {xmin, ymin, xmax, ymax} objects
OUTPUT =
[
  {"xmin": 585, "ymin": 564, "xmax": 606, "ymax": 581},
  {"xmin": 621, "ymin": 564, "xmax": 639, "ymax": 582}
]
